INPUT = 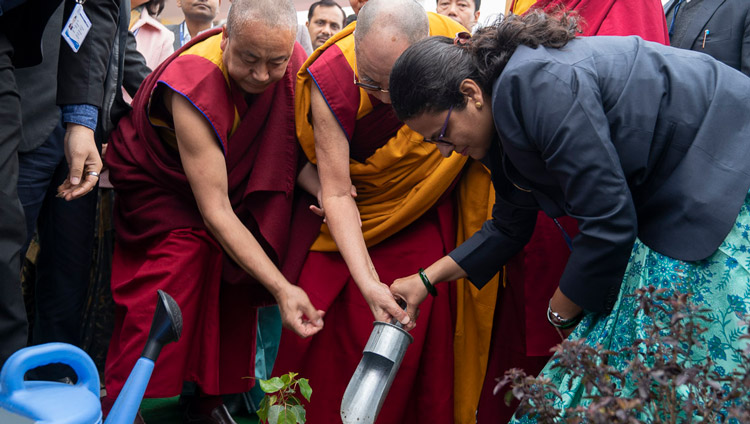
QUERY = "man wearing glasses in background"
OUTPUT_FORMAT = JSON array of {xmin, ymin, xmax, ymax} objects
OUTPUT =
[
  {"xmin": 436, "ymin": 0, "xmax": 480, "ymax": 32},
  {"xmin": 272, "ymin": 0, "xmax": 496, "ymax": 423}
]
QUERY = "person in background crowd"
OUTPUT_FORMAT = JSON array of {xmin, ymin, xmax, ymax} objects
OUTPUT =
[
  {"xmin": 436, "ymin": 0, "xmax": 480, "ymax": 32},
  {"xmin": 664, "ymin": 0, "xmax": 750, "ymax": 76},
  {"xmin": 306, "ymin": 0, "xmax": 346, "ymax": 50},
  {"xmin": 130, "ymin": 0, "xmax": 173, "ymax": 69},
  {"xmin": 344, "ymin": 13, "xmax": 356, "ymax": 26},
  {"xmin": 273, "ymin": 0, "xmax": 489, "ymax": 422},
  {"xmin": 166, "ymin": 0, "xmax": 220, "ymax": 50},
  {"xmin": 103, "ymin": 1, "xmax": 325, "ymax": 423},
  {"xmin": 15, "ymin": 0, "xmax": 149, "ymax": 385},
  {"xmin": 389, "ymin": 10, "xmax": 750, "ymax": 421},
  {"xmin": 0, "ymin": 0, "xmax": 125, "ymax": 370},
  {"xmin": 348, "ymin": 0, "xmax": 365, "ymax": 15}
]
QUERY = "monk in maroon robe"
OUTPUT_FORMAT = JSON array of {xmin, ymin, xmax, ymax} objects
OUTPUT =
[{"xmin": 103, "ymin": 1, "xmax": 324, "ymax": 422}]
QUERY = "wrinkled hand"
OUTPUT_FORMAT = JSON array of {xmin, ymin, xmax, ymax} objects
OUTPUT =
[
  {"xmin": 390, "ymin": 273, "xmax": 429, "ymax": 331},
  {"xmin": 310, "ymin": 185, "xmax": 360, "ymax": 226},
  {"xmin": 277, "ymin": 284, "xmax": 325, "ymax": 338},
  {"xmin": 57, "ymin": 124, "xmax": 102, "ymax": 201},
  {"xmin": 362, "ymin": 282, "xmax": 410, "ymax": 327}
]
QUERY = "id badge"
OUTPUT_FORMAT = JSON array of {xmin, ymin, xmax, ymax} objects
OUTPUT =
[{"xmin": 61, "ymin": 3, "xmax": 92, "ymax": 52}]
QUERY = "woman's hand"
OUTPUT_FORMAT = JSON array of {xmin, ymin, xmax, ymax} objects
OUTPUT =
[
  {"xmin": 361, "ymin": 282, "xmax": 410, "ymax": 326},
  {"xmin": 549, "ymin": 288, "xmax": 583, "ymax": 340},
  {"xmin": 560, "ymin": 325, "xmax": 577, "ymax": 339},
  {"xmin": 390, "ymin": 273, "xmax": 429, "ymax": 331}
]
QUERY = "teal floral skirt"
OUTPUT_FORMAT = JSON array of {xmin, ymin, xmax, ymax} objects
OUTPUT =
[{"xmin": 511, "ymin": 191, "xmax": 750, "ymax": 422}]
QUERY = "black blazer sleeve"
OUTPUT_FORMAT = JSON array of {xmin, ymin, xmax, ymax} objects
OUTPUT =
[
  {"xmin": 494, "ymin": 59, "xmax": 638, "ymax": 313},
  {"xmin": 56, "ymin": 0, "xmax": 119, "ymax": 107},
  {"xmin": 448, "ymin": 166, "xmax": 538, "ymax": 288},
  {"xmin": 122, "ymin": 29, "xmax": 149, "ymax": 98}
]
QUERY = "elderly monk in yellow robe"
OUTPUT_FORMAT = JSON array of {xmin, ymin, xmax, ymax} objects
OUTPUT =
[{"xmin": 273, "ymin": 0, "xmax": 497, "ymax": 422}]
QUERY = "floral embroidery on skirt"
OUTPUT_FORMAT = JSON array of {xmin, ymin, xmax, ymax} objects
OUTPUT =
[{"xmin": 511, "ymin": 191, "xmax": 750, "ymax": 423}]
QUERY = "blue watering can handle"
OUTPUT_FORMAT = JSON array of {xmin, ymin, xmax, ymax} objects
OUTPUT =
[{"xmin": 0, "ymin": 343, "xmax": 99, "ymax": 398}]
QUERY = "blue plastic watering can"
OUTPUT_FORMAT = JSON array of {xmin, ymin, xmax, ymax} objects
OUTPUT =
[{"xmin": 0, "ymin": 290, "xmax": 182, "ymax": 424}]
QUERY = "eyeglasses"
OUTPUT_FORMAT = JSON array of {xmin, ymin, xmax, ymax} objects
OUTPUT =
[
  {"xmin": 353, "ymin": 73, "xmax": 389, "ymax": 93},
  {"xmin": 424, "ymin": 106, "xmax": 454, "ymax": 146}
]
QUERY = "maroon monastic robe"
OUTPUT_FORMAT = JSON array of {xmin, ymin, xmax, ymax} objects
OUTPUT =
[
  {"xmin": 273, "ymin": 17, "xmax": 462, "ymax": 423},
  {"xmin": 104, "ymin": 29, "xmax": 319, "ymax": 398}
]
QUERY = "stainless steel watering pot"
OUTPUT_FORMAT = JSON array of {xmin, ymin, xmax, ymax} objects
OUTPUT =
[{"xmin": 340, "ymin": 321, "xmax": 413, "ymax": 424}]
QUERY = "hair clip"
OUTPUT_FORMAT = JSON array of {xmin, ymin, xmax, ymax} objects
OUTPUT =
[{"xmin": 454, "ymin": 31, "xmax": 471, "ymax": 46}]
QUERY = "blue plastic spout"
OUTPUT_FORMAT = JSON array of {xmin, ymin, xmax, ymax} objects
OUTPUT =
[{"xmin": 104, "ymin": 358, "xmax": 155, "ymax": 424}]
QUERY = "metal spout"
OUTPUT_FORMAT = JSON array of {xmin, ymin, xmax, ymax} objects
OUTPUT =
[{"xmin": 340, "ymin": 321, "xmax": 413, "ymax": 424}]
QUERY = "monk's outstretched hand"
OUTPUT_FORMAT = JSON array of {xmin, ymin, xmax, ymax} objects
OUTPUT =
[
  {"xmin": 390, "ymin": 274, "xmax": 429, "ymax": 332},
  {"xmin": 278, "ymin": 284, "xmax": 325, "ymax": 338},
  {"xmin": 362, "ymin": 282, "xmax": 411, "ymax": 328}
]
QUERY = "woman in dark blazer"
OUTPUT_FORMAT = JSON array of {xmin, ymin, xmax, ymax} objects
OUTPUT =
[{"xmin": 387, "ymin": 11, "xmax": 750, "ymax": 419}]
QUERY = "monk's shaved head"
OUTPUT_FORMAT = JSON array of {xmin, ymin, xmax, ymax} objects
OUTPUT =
[
  {"xmin": 352, "ymin": 0, "xmax": 430, "ymax": 105},
  {"xmin": 354, "ymin": 0, "xmax": 429, "ymax": 45},
  {"xmin": 226, "ymin": 0, "xmax": 297, "ymax": 37}
]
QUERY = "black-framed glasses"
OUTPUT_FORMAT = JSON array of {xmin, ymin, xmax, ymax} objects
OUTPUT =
[
  {"xmin": 424, "ymin": 106, "xmax": 454, "ymax": 146},
  {"xmin": 353, "ymin": 73, "xmax": 389, "ymax": 93}
]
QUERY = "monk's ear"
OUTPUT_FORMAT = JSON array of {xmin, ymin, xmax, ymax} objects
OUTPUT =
[
  {"xmin": 459, "ymin": 79, "xmax": 484, "ymax": 106},
  {"xmin": 220, "ymin": 25, "xmax": 228, "ymax": 51}
]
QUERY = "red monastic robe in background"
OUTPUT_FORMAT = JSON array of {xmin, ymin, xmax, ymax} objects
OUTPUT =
[
  {"xmin": 476, "ymin": 2, "xmax": 669, "ymax": 422},
  {"xmin": 104, "ymin": 29, "xmax": 318, "ymax": 399}
]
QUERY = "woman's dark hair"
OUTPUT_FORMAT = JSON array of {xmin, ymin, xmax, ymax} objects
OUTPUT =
[{"xmin": 389, "ymin": 10, "xmax": 579, "ymax": 121}]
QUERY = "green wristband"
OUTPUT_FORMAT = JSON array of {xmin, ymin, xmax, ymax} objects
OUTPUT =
[{"xmin": 418, "ymin": 268, "xmax": 438, "ymax": 297}]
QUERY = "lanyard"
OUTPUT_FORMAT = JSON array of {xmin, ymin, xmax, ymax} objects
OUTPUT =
[{"xmin": 179, "ymin": 21, "xmax": 190, "ymax": 47}]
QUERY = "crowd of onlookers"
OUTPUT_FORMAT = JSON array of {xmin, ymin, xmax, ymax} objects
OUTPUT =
[{"xmin": 1, "ymin": 0, "xmax": 749, "ymax": 423}]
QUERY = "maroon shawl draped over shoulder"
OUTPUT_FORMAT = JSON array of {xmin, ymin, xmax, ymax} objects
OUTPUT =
[{"xmin": 106, "ymin": 29, "xmax": 320, "ymax": 289}]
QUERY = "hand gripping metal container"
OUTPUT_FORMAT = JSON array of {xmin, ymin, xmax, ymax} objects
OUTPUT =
[{"xmin": 340, "ymin": 320, "xmax": 413, "ymax": 424}]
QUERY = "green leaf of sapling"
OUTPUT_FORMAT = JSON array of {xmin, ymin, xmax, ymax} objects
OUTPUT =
[
  {"xmin": 260, "ymin": 377, "xmax": 285, "ymax": 393},
  {"xmin": 299, "ymin": 378, "xmax": 312, "ymax": 402}
]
